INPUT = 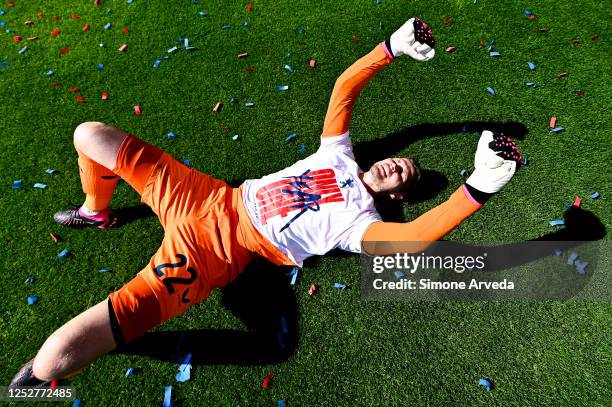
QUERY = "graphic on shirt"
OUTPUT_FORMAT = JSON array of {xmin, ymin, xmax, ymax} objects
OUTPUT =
[
  {"xmin": 255, "ymin": 168, "xmax": 345, "ymax": 231},
  {"xmin": 340, "ymin": 178, "xmax": 355, "ymax": 188}
]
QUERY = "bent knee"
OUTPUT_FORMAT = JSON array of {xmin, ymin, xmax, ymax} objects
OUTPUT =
[{"xmin": 73, "ymin": 121, "xmax": 108, "ymax": 150}]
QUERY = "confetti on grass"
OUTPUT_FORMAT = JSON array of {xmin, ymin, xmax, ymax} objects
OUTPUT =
[
  {"xmin": 263, "ymin": 372, "xmax": 275, "ymax": 389},
  {"xmin": 50, "ymin": 232, "xmax": 61, "ymax": 243},
  {"xmin": 288, "ymin": 267, "xmax": 299, "ymax": 286},
  {"xmin": 549, "ymin": 220, "xmax": 565, "ymax": 227},
  {"xmin": 213, "ymin": 102, "xmax": 222, "ymax": 112},
  {"xmin": 489, "ymin": 51, "xmax": 501, "ymax": 57},
  {"xmin": 573, "ymin": 196, "xmax": 582, "ymax": 207},
  {"xmin": 309, "ymin": 59, "xmax": 317, "ymax": 68},
  {"xmin": 575, "ymin": 260, "xmax": 589, "ymax": 274},
  {"xmin": 33, "ymin": 183, "xmax": 47, "ymax": 189},
  {"xmin": 590, "ymin": 192, "xmax": 600, "ymax": 199},
  {"xmin": 334, "ymin": 283, "xmax": 347, "ymax": 289},
  {"xmin": 550, "ymin": 127, "xmax": 564, "ymax": 133},
  {"xmin": 57, "ymin": 248, "xmax": 70, "ymax": 259},
  {"xmin": 479, "ymin": 378, "xmax": 493, "ymax": 391},
  {"xmin": 460, "ymin": 169, "xmax": 469, "ymax": 177},
  {"xmin": 486, "ymin": 87, "xmax": 496, "ymax": 96},
  {"xmin": 99, "ymin": 268, "xmax": 111, "ymax": 273},
  {"xmin": 394, "ymin": 271, "xmax": 405, "ymax": 279},
  {"xmin": 284, "ymin": 64, "xmax": 294, "ymax": 72},
  {"xmin": 528, "ymin": 62, "xmax": 535, "ymax": 70},
  {"xmin": 28, "ymin": 295, "xmax": 39, "ymax": 305},
  {"xmin": 163, "ymin": 386, "xmax": 172, "ymax": 407},
  {"xmin": 308, "ymin": 284, "xmax": 317, "ymax": 295},
  {"xmin": 567, "ymin": 252, "xmax": 578, "ymax": 265},
  {"xmin": 134, "ymin": 105, "xmax": 142, "ymax": 115},
  {"xmin": 549, "ymin": 116, "xmax": 557, "ymax": 128},
  {"xmin": 285, "ymin": 133, "xmax": 297, "ymax": 142},
  {"xmin": 12, "ymin": 180, "xmax": 22, "ymax": 189},
  {"xmin": 244, "ymin": 102, "xmax": 255, "ymax": 107},
  {"xmin": 25, "ymin": 276, "xmax": 36, "ymax": 284},
  {"xmin": 125, "ymin": 368, "xmax": 137, "ymax": 377},
  {"xmin": 176, "ymin": 353, "xmax": 192, "ymax": 382}
]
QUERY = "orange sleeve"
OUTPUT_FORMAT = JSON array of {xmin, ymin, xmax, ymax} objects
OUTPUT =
[
  {"xmin": 361, "ymin": 186, "xmax": 482, "ymax": 255},
  {"xmin": 322, "ymin": 42, "xmax": 395, "ymax": 137}
]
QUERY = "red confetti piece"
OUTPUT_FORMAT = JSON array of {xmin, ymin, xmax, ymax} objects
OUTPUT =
[
  {"xmin": 50, "ymin": 380, "xmax": 58, "ymax": 390},
  {"xmin": 71, "ymin": 14, "xmax": 79, "ymax": 19},
  {"xmin": 590, "ymin": 34, "xmax": 599, "ymax": 41},
  {"xmin": 549, "ymin": 116, "xmax": 557, "ymax": 128},
  {"xmin": 308, "ymin": 59, "xmax": 317, "ymax": 68},
  {"xmin": 442, "ymin": 19, "xmax": 455, "ymax": 23},
  {"xmin": 101, "ymin": 91, "xmax": 109, "ymax": 100},
  {"xmin": 529, "ymin": 15, "xmax": 536, "ymax": 20},
  {"xmin": 262, "ymin": 372, "xmax": 275, "ymax": 389},
  {"xmin": 238, "ymin": 52, "xmax": 248, "ymax": 58},
  {"xmin": 51, "ymin": 27, "xmax": 60, "ymax": 37},
  {"xmin": 53, "ymin": 15, "xmax": 58, "ymax": 21},
  {"xmin": 308, "ymin": 284, "xmax": 317, "ymax": 296},
  {"xmin": 50, "ymin": 232, "xmax": 61, "ymax": 243},
  {"xmin": 82, "ymin": 23, "xmax": 90, "ymax": 31},
  {"xmin": 446, "ymin": 46, "xmax": 456, "ymax": 53},
  {"xmin": 213, "ymin": 102, "xmax": 222, "ymax": 112},
  {"xmin": 134, "ymin": 105, "xmax": 142, "ymax": 115},
  {"xmin": 479, "ymin": 39, "xmax": 484, "ymax": 46},
  {"xmin": 576, "ymin": 90, "xmax": 584, "ymax": 97},
  {"xmin": 95, "ymin": 0, "xmax": 100, "ymax": 5},
  {"xmin": 52, "ymin": 82, "xmax": 61, "ymax": 89},
  {"xmin": 37, "ymin": 12, "xmax": 43, "ymax": 19},
  {"xmin": 245, "ymin": 67, "xmax": 256, "ymax": 72},
  {"xmin": 123, "ymin": 27, "xmax": 129, "ymax": 34},
  {"xmin": 70, "ymin": 87, "xmax": 79, "ymax": 93},
  {"xmin": 247, "ymin": 2, "xmax": 252, "ymax": 12},
  {"xmin": 8, "ymin": 2, "xmax": 15, "ymax": 7},
  {"xmin": 13, "ymin": 35, "xmax": 22, "ymax": 42},
  {"xmin": 76, "ymin": 95, "xmax": 85, "ymax": 103},
  {"xmin": 351, "ymin": 34, "xmax": 360, "ymax": 41},
  {"xmin": 573, "ymin": 196, "xmax": 582, "ymax": 207},
  {"xmin": 59, "ymin": 47, "xmax": 70, "ymax": 55}
]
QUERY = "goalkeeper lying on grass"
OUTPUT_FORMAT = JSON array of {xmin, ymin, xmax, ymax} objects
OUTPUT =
[{"xmin": 10, "ymin": 17, "xmax": 523, "ymax": 387}]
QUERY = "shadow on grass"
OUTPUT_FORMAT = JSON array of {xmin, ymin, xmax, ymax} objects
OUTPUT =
[{"xmin": 116, "ymin": 259, "xmax": 298, "ymax": 366}]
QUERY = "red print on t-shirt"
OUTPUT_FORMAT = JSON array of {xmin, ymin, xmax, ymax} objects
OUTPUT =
[{"xmin": 255, "ymin": 168, "xmax": 345, "ymax": 231}]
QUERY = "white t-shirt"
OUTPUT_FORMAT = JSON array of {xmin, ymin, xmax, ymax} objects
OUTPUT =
[{"xmin": 241, "ymin": 132, "xmax": 382, "ymax": 266}]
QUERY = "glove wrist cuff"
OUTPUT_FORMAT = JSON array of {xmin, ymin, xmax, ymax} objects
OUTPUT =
[
  {"xmin": 464, "ymin": 183, "xmax": 493, "ymax": 205},
  {"xmin": 383, "ymin": 38, "xmax": 396, "ymax": 59}
]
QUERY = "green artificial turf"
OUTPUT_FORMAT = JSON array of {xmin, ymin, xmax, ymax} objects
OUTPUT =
[{"xmin": 0, "ymin": 0, "xmax": 610, "ymax": 405}]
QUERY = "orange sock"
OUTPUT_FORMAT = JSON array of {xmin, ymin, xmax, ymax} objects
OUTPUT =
[{"xmin": 77, "ymin": 149, "xmax": 119, "ymax": 211}]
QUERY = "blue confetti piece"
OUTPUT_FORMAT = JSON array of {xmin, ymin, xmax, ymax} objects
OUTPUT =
[
  {"xmin": 229, "ymin": 97, "xmax": 238, "ymax": 104},
  {"xmin": 183, "ymin": 159, "xmax": 191, "ymax": 167},
  {"xmin": 45, "ymin": 168, "xmax": 58, "ymax": 174},
  {"xmin": 33, "ymin": 183, "xmax": 47, "ymax": 189},
  {"xmin": 334, "ymin": 283, "xmax": 347, "ymax": 289},
  {"xmin": 0, "ymin": 59, "xmax": 8, "ymax": 68},
  {"xmin": 523, "ymin": 10, "xmax": 533, "ymax": 16},
  {"xmin": 127, "ymin": 0, "xmax": 134, "ymax": 3},
  {"xmin": 554, "ymin": 248, "xmax": 562, "ymax": 256},
  {"xmin": 221, "ymin": 24, "xmax": 232, "ymax": 29},
  {"xmin": 25, "ymin": 276, "xmax": 36, "ymax": 284},
  {"xmin": 161, "ymin": 55, "xmax": 170, "ymax": 60},
  {"xmin": 486, "ymin": 87, "xmax": 496, "ymax": 96},
  {"xmin": 286, "ymin": 52, "xmax": 292, "ymax": 58},
  {"xmin": 567, "ymin": 253, "xmax": 578, "ymax": 266},
  {"xmin": 394, "ymin": 271, "xmax": 405, "ymax": 279},
  {"xmin": 58, "ymin": 248, "xmax": 70, "ymax": 259},
  {"xmin": 295, "ymin": 27, "xmax": 305, "ymax": 34},
  {"xmin": 167, "ymin": 132, "xmax": 176, "ymax": 139},
  {"xmin": 178, "ymin": 353, "xmax": 192, "ymax": 365},
  {"xmin": 550, "ymin": 127, "xmax": 565, "ymax": 133},
  {"xmin": 242, "ymin": 21, "xmax": 249, "ymax": 27},
  {"xmin": 278, "ymin": 400, "xmax": 286, "ymax": 407},
  {"xmin": 27, "ymin": 295, "xmax": 39, "ymax": 305},
  {"xmin": 232, "ymin": 134, "xmax": 240, "ymax": 141},
  {"xmin": 99, "ymin": 268, "xmax": 112, "ymax": 273},
  {"xmin": 199, "ymin": 11, "xmax": 207, "ymax": 16},
  {"xmin": 104, "ymin": 22, "xmax": 112, "ymax": 30},
  {"xmin": 575, "ymin": 260, "xmax": 589, "ymax": 274},
  {"xmin": 277, "ymin": 85, "xmax": 289, "ymax": 91},
  {"xmin": 98, "ymin": 63, "xmax": 104, "ymax": 72},
  {"xmin": 18, "ymin": 46, "xmax": 28, "ymax": 55},
  {"xmin": 125, "ymin": 367, "xmax": 137, "ymax": 377},
  {"xmin": 285, "ymin": 133, "xmax": 297, "ymax": 142},
  {"xmin": 376, "ymin": 0, "xmax": 381, "ymax": 4},
  {"xmin": 176, "ymin": 353, "xmax": 192, "ymax": 382},
  {"xmin": 526, "ymin": 82, "xmax": 537, "ymax": 88},
  {"xmin": 289, "ymin": 267, "xmax": 299, "ymax": 286},
  {"xmin": 489, "ymin": 51, "xmax": 501, "ymax": 57},
  {"xmin": 153, "ymin": 60, "xmax": 161, "ymax": 68},
  {"xmin": 479, "ymin": 378, "xmax": 493, "ymax": 391},
  {"xmin": 0, "ymin": 10, "xmax": 5, "ymax": 16},
  {"xmin": 184, "ymin": 38, "xmax": 189, "ymax": 48},
  {"xmin": 284, "ymin": 64, "xmax": 294, "ymax": 73},
  {"xmin": 527, "ymin": 62, "xmax": 535, "ymax": 70},
  {"xmin": 244, "ymin": 102, "xmax": 255, "ymax": 107},
  {"xmin": 299, "ymin": 143, "xmax": 305, "ymax": 153},
  {"xmin": 45, "ymin": 70, "xmax": 54, "ymax": 77},
  {"xmin": 460, "ymin": 169, "xmax": 469, "ymax": 177},
  {"xmin": 12, "ymin": 180, "xmax": 22, "ymax": 189},
  {"xmin": 549, "ymin": 220, "xmax": 564, "ymax": 227},
  {"xmin": 167, "ymin": 46, "xmax": 178, "ymax": 53},
  {"xmin": 0, "ymin": 21, "xmax": 5, "ymax": 27},
  {"xmin": 163, "ymin": 386, "xmax": 172, "ymax": 407},
  {"xmin": 72, "ymin": 400, "xmax": 81, "ymax": 407},
  {"xmin": 521, "ymin": 157, "xmax": 528, "ymax": 165},
  {"xmin": 590, "ymin": 192, "xmax": 600, "ymax": 199}
]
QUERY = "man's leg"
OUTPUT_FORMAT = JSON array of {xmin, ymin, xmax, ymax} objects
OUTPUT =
[{"xmin": 32, "ymin": 300, "xmax": 116, "ymax": 381}]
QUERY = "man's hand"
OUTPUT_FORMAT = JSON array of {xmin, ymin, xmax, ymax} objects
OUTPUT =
[
  {"xmin": 466, "ymin": 130, "xmax": 523, "ymax": 194},
  {"xmin": 389, "ymin": 17, "xmax": 435, "ymax": 61}
]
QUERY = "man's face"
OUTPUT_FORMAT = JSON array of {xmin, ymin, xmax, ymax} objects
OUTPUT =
[{"xmin": 363, "ymin": 157, "xmax": 419, "ymax": 198}]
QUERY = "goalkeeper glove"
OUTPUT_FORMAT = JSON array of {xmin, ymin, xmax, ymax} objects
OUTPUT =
[{"xmin": 387, "ymin": 17, "xmax": 436, "ymax": 61}]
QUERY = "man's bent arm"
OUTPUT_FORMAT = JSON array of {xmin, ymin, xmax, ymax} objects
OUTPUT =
[
  {"xmin": 321, "ymin": 43, "xmax": 394, "ymax": 138},
  {"xmin": 361, "ymin": 186, "xmax": 482, "ymax": 255}
]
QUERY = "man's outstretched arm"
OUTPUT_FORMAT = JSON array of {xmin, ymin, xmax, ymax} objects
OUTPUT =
[
  {"xmin": 322, "ymin": 18, "xmax": 436, "ymax": 138},
  {"xmin": 362, "ymin": 131, "xmax": 523, "ymax": 255}
]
